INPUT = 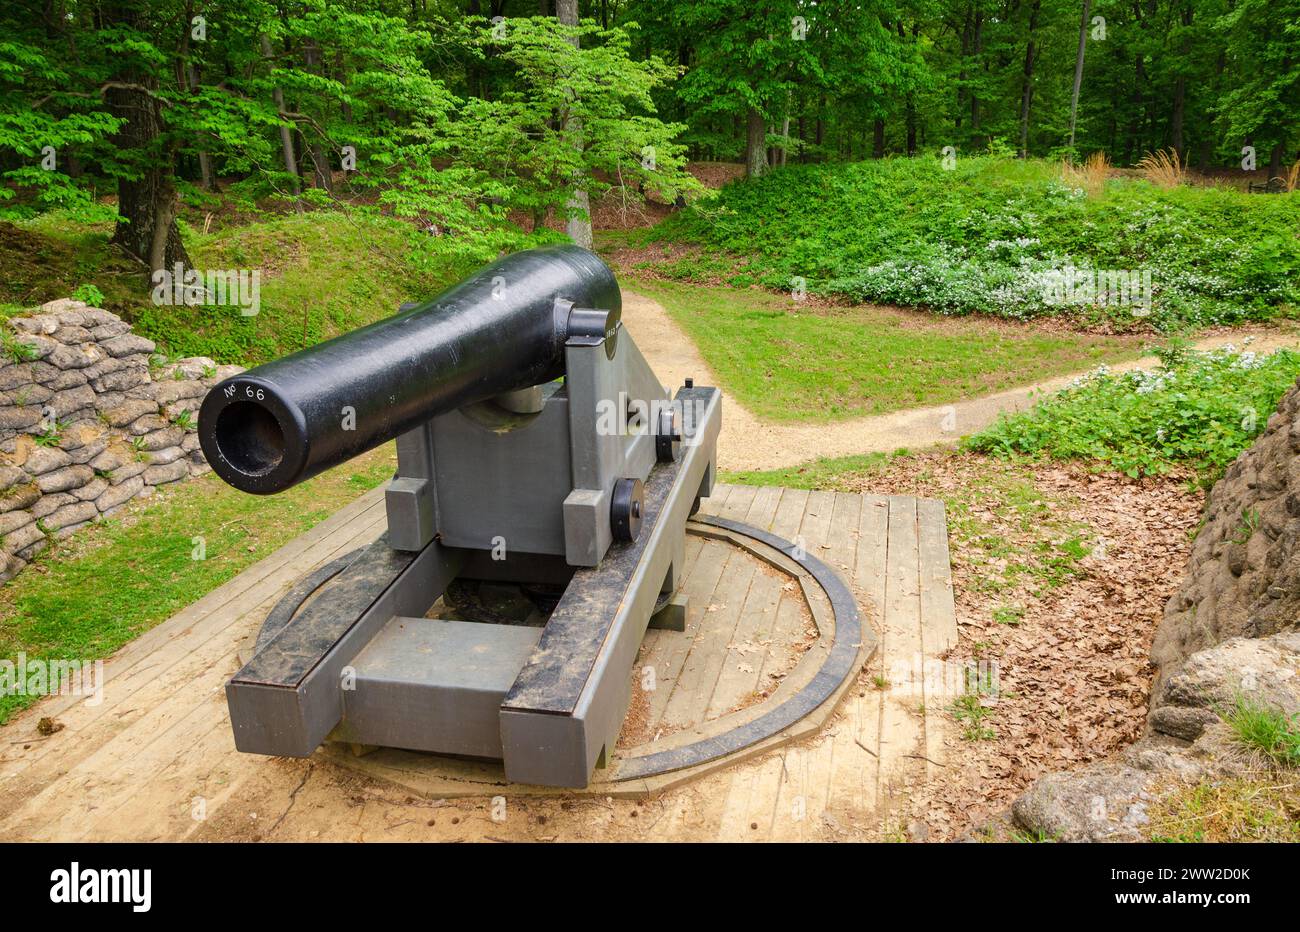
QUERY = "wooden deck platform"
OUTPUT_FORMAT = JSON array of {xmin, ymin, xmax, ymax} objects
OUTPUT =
[{"xmin": 0, "ymin": 482, "xmax": 957, "ymax": 842}]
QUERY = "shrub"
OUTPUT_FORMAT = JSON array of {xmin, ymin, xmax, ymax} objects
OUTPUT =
[
  {"xmin": 649, "ymin": 156, "xmax": 1300, "ymax": 330},
  {"xmin": 964, "ymin": 344, "xmax": 1300, "ymax": 481}
]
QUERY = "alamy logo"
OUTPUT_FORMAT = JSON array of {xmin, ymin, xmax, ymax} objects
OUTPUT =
[
  {"xmin": 50, "ymin": 862, "xmax": 151, "ymax": 912},
  {"xmin": 0, "ymin": 653, "xmax": 103, "ymax": 706},
  {"xmin": 151, "ymin": 263, "xmax": 261, "ymax": 317}
]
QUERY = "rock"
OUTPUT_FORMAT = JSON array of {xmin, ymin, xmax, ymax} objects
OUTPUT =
[
  {"xmin": 1152, "ymin": 379, "xmax": 1300, "ymax": 680},
  {"xmin": 163, "ymin": 401, "xmax": 200, "ymax": 422},
  {"xmin": 128, "ymin": 414, "xmax": 168, "ymax": 435},
  {"xmin": 1148, "ymin": 705, "xmax": 1220, "ymax": 742},
  {"xmin": 108, "ymin": 460, "xmax": 148, "ymax": 484},
  {"xmin": 12, "ymin": 334, "xmax": 56, "ymax": 360},
  {"xmin": 181, "ymin": 433, "xmax": 201, "ymax": 453},
  {"xmin": 0, "ymin": 464, "xmax": 24, "ymax": 490},
  {"xmin": 31, "ymin": 492, "xmax": 73, "ymax": 519},
  {"xmin": 51, "ymin": 325, "xmax": 93, "ymax": 344},
  {"xmin": 11, "ymin": 314, "xmax": 59, "ymax": 335},
  {"xmin": 208, "ymin": 364, "xmax": 246, "ymax": 383},
  {"xmin": 82, "ymin": 356, "xmax": 134, "ymax": 380},
  {"xmin": 138, "ymin": 426, "xmax": 183, "ymax": 451},
  {"xmin": 0, "ymin": 482, "xmax": 40, "ymax": 513},
  {"xmin": 88, "ymin": 446, "xmax": 134, "ymax": 473},
  {"xmin": 43, "ymin": 500, "xmax": 97, "ymax": 531},
  {"xmin": 37, "ymin": 298, "xmax": 88, "ymax": 317},
  {"xmin": 72, "ymin": 476, "xmax": 108, "ymax": 502},
  {"xmin": 159, "ymin": 356, "xmax": 217, "ymax": 380},
  {"xmin": 91, "ymin": 366, "xmax": 150, "ymax": 393},
  {"xmin": 188, "ymin": 460, "xmax": 211, "ymax": 477},
  {"xmin": 144, "ymin": 459, "xmax": 190, "ymax": 485},
  {"xmin": 0, "ymin": 384, "xmax": 53, "ymax": 407},
  {"xmin": 21, "ymin": 446, "xmax": 71, "ymax": 476},
  {"xmin": 0, "ymin": 551, "xmax": 26, "ymax": 583},
  {"xmin": 43, "ymin": 369, "xmax": 89, "ymax": 391},
  {"xmin": 1011, "ymin": 761, "xmax": 1157, "ymax": 843},
  {"xmin": 67, "ymin": 438, "xmax": 109, "ymax": 465},
  {"xmin": 0, "ymin": 363, "xmax": 34, "ymax": 391},
  {"xmin": 0, "ymin": 407, "xmax": 42, "ymax": 431},
  {"xmin": 17, "ymin": 537, "xmax": 47, "ymax": 561},
  {"xmin": 46, "ymin": 343, "xmax": 104, "ymax": 370},
  {"xmin": 153, "ymin": 380, "xmax": 207, "ymax": 404},
  {"xmin": 79, "ymin": 307, "xmax": 121, "ymax": 327},
  {"xmin": 49, "ymin": 384, "xmax": 96, "ymax": 418},
  {"xmin": 95, "ymin": 475, "xmax": 143, "ymax": 512},
  {"xmin": 90, "ymin": 321, "xmax": 132, "ymax": 340},
  {"xmin": 59, "ymin": 422, "xmax": 105, "ymax": 451},
  {"xmin": 100, "ymin": 334, "xmax": 156, "ymax": 358},
  {"xmin": 1150, "ymin": 633, "xmax": 1300, "ymax": 741},
  {"xmin": 2, "ymin": 521, "xmax": 44, "ymax": 555},
  {"xmin": 100, "ymin": 399, "xmax": 157, "ymax": 428},
  {"xmin": 0, "ymin": 508, "xmax": 32, "ymax": 536},
  {"xmin": 147, "ymin": 446, "xmax": 186, "ymax": 466},
  {"xmin": 35, "ymin": 464, "xmax": 94, "ymax": 494}
]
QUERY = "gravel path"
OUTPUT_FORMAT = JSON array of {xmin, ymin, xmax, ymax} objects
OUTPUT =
[{"xmin": 622, "ymin": 290, "xmax": 1300, "ymax": 472}]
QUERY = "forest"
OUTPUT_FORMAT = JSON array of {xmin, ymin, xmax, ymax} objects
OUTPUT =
[{"xmin": 2, "ymin": 0, "xmax": 1296, "ymax": 275}]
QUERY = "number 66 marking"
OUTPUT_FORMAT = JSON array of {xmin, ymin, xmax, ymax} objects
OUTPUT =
[{"xmin": 243, "ymin": 384, "xmax": 265, "ymax": 401}]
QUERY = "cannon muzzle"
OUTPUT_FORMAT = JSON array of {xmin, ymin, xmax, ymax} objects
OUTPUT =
[{"xmin": 199, "ymin": 244, "xmax": 621, "ymax": 494}]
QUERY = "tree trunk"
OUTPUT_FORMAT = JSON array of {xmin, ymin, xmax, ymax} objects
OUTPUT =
[
  {"xmin": 970, "ymin": 10, "xmax": 983, "ymax": 147},
  {"xmin": 1171, "ymin": 1, "xmax": 1193, "ymax": 162},
  {"xmin": 103, "ymin": 14, "xmax": 190, "ymax": 277},
  {"xmin": 873, "ymin": 119, "xmax": 885, "ymax": 158},
  {"xmin": 302, "ymin": 39, "xmax": 332, "ymax": 192},
  {"xmin": 187, "ymin": 64, "xmax": 216, "ymax": 191},
  {"xmin": 1067, "ymin": 0, "xmax": 1093, "ymax": 156},
  {"xmin": 556, "ymin": 0, "xmax": 592, "ymax": 248},
  {"xmin": 1018, "ymin": 0, "xmax": 1041, "ymax": 158},
  {"xmin": 260, "ymin": 35, "xmax": 300, "ymax": 195},
  {"xmin": 745, "ymin": 108, "xmax": 768, "ymax": 177}
]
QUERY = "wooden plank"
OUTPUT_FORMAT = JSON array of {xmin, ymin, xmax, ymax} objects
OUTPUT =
[
  {"xmin": 879, "ymin": 495, "xmax": 932, "ymax": 812},
  {"xmin": 916, "ymin": 497, "xmax": 957, "ymax": 786},
  {"xmin": 917, "ymin": 498, "xmax": 958, "ymax": 655},
  {"xmin": 658, "ymin": 551, "xmax": 756, "ymax": 729},
  {"xmin": 641, "ymin": 537, "xmax": 730, "ymax": 732}
]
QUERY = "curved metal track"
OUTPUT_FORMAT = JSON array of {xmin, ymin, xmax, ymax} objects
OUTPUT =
[{"xmin": 614, "ymin": 515, "xmax": 868, "ymax": 781}]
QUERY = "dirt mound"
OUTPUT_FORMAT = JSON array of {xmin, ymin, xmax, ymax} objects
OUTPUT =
[{"xmin": 1151, "ymin": 376, "xmax": 1300, "ymax": 681}]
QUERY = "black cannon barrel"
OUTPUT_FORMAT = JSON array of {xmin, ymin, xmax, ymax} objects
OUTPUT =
[{"xmin": 198, "ymin": 244, "xmax": 621, "ymax": 494}]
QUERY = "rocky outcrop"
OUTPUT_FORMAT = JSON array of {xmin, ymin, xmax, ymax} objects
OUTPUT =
[
  {"xmin": 1011, "ymin": 631, "xmax": 1299, "ymax": 841},
  {"xmin": 1010, "ymin": 379, "xmax": 1300, "ymax": 842},
  {"xmin": 0, "ymin": 298, "xmax": 242, "ymax": 583},
  {"xmin": 1151, "ymin": 380, "xmax": 1300, "ymax": 679}
]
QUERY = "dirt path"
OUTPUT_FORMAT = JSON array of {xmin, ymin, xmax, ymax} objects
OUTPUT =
[{"xmin": 622, "ymin": 290, "xmax": 1300, "ymax": 472}]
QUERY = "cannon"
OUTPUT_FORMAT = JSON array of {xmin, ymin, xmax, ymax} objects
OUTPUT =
[{"xmin": 201, "ymin": 244, "xmax": 720, "ymax": 787}]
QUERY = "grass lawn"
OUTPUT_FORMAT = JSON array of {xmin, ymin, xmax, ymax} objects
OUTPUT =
[
  {"xmin": 1, "ymin": 210, "xmax": 471, "ymax": 365},
  {"xmin": 0, "ymin": 446, "xmax": 396, "ymax": 724},
  {"xmin": 633, "ymin": 277, "xmax": 1148, "ymax": 422}
]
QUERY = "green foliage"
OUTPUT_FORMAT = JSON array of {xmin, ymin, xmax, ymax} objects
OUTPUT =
[
  {"xmin": 1223, "ymin": 697, "xmax": 1300, "ymax": 768},
  {"xmin": 650, "ymin": 157, "xmax": 1300, "ymax": 329},
  {"xmin": 71, "ymin": 283, "xmax": 104, "ymax": 306},
  {"xmin": 950, "ymin": 693, "xmax": 997, "ymax": 741},
  {"xmin": 965, "ymin": 344, "xmax": 1300, "ymax": 480},
  {"xmin": 130, "ymin": 210, "xmax": 472, "ymax": 364}
]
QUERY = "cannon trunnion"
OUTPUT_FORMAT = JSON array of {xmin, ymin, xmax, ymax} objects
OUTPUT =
[{"xmin": 206, "ymin": 245, "xmax": 720, "ymax": 787}]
